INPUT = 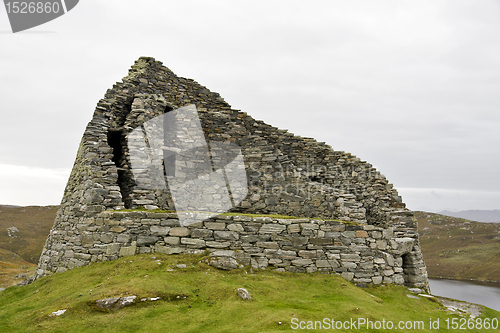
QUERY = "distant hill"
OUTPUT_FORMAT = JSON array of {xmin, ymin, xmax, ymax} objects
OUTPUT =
[
  {"xmin": 0, "ymin": 205, "xmax": 57, "ymax": 263},
  {"xmin": 0, "ymin": 247, "xmax": 36, "ymax": 288},
  {"xmin": 438, "ymin": 210, "xmax": 500, "ymax": 223},
  {"xmin": 416, "ymin": 211, "xmax": 500, "ymax": 282}
]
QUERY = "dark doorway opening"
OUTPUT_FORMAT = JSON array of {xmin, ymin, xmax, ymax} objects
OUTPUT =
[{"xmin": 107, "ymin": 128, "xmax": 131, "ymax": 208}]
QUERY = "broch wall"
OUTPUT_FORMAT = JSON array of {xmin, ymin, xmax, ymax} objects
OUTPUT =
[
  {"xmin": 34, "ymin": 57, "xmax": 429, "ymax": 291},
  {"xmin": 38, "ymin": 211, "xmax": 427, "ymax": 289}
]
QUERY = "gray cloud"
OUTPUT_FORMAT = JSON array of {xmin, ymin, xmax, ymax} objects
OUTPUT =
[{"xmin": 1, "ymin": 0, "xmax": 499, "ymax": 211}]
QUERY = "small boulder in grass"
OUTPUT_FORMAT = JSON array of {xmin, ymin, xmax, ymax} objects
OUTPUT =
[
  {"xmin": 237, "ymin": 288, "xmax": 251, "ymax": 300},
  {"xmin": 49, "ymin": 309, "xmax": 67, "ymax": 317},
  {"xmin": 210, "ymin": 257, "xmax": 239, "ymax": 270},
  {"xmin": 95, "ymin": 296, "xmax": 137, "ymax": 310},
  {"xmin": 95, "ymin": 297, "xmax": 120, "ymax": 310}
]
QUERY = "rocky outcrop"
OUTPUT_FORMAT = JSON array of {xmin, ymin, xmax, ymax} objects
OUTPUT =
[
  {"xmin": 7, "ymin": 227, "xmax": 19, "ymax": 238},
  {"xmin": 95, "ymin": 296, "xmax": 137, "ymax": 311},
  {"xmin": 237, "ymin": 288, "xmax": 252, "ymax": 300}
]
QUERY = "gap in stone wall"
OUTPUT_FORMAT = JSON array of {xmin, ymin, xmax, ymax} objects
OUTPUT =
[
  {"xmin": 401, "ymin": 252, "xmax": 414, "ymax": 284},
  {"xmin": 158, "ymin": 105, "xmax": 176, "ymax": 210},
  {"xmin": 107, "ymin": 128, "xmax": 132, "ymax": 208},
  {"xmin": 162, "ymin": 105, "xmax": 176, "ymax": 178}
]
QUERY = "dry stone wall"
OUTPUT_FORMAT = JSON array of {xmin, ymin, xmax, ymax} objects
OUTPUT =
[
  {"xmin": 34, "ymin": 57, "xmax": 429, "ymax": 291},
  {"xmin": 37, "ymin": 211, "xmax": 428, "ymax": 289}
]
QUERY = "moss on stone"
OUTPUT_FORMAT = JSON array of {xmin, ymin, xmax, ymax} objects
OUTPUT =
[{"xmin": 108, "ymin": 207, "xmax": 351, "ymax": 223}]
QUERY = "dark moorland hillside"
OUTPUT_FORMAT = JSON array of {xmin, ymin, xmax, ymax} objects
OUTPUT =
[
  {"xmin": 439, "ymin": 210, "xmax": 500, "ymax": 223},
  {"xmin": 0, "ymin": 205, "xmax": 57, "ymax": 263},
  {"xmin": 416, "ymin": 211, "xmax": 500, "ymax": 282}
]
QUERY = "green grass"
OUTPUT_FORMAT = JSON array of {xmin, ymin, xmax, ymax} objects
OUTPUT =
[
  {"xmin": 115, "ymin": 207, "xmax": 352, "ymax": 224},
  {"xmin": 115, "ymin": 207, "xmax": 308, "ymax": 220},
  {"xmin": 116, "ymin": 207, "xmax": 176, "ymax": 213},
  {"xmin": 0, "ymin": 253, "xmax": 498, "ymax": 333}
]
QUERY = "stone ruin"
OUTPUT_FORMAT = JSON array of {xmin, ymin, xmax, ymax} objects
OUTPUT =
[{"xmin": 33, "ymin": 57, "xmax": 429, "ymax": 291}]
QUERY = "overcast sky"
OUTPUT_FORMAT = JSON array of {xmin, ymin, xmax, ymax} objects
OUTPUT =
[{"xmin": 1, "ymin": 0, "xmax": 499, "ymax": 212}]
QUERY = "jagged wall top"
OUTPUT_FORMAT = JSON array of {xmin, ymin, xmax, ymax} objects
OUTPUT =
[{"xmin": 57, "ymin": 56, "xmax": 411, "ymax": 228}]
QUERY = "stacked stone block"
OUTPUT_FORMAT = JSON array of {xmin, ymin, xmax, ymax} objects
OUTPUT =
[{"xmin": 35, "ymin": 211, "xmax": 428, "ymax": 290}]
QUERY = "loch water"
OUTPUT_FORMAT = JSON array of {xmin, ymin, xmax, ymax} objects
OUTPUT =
[{"xmin": 429, "ymin": 278, "xmax": 500, "ymax": 311}]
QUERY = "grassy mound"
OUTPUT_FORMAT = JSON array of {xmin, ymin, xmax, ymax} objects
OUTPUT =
[{"xmin": 0, "ymin": 253, "xmax": 498, "ymax": 332}]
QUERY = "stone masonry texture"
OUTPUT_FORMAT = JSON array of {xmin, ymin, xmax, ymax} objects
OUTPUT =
[{"xmin": 34, "ymin": 57, "xmax": 429, "ymax": 291}]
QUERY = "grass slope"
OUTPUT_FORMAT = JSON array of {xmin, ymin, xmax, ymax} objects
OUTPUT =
[
  {"xmin": 0, "ymin": 248, "xmax": 36, "ymax": 288},
  {"xmin": 416, "ymin": 211, "xmax": 500, "ymax": 282},
  {"xmin": 0, "ymin": 253, "xmax": 498, "ymax": 333}
]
